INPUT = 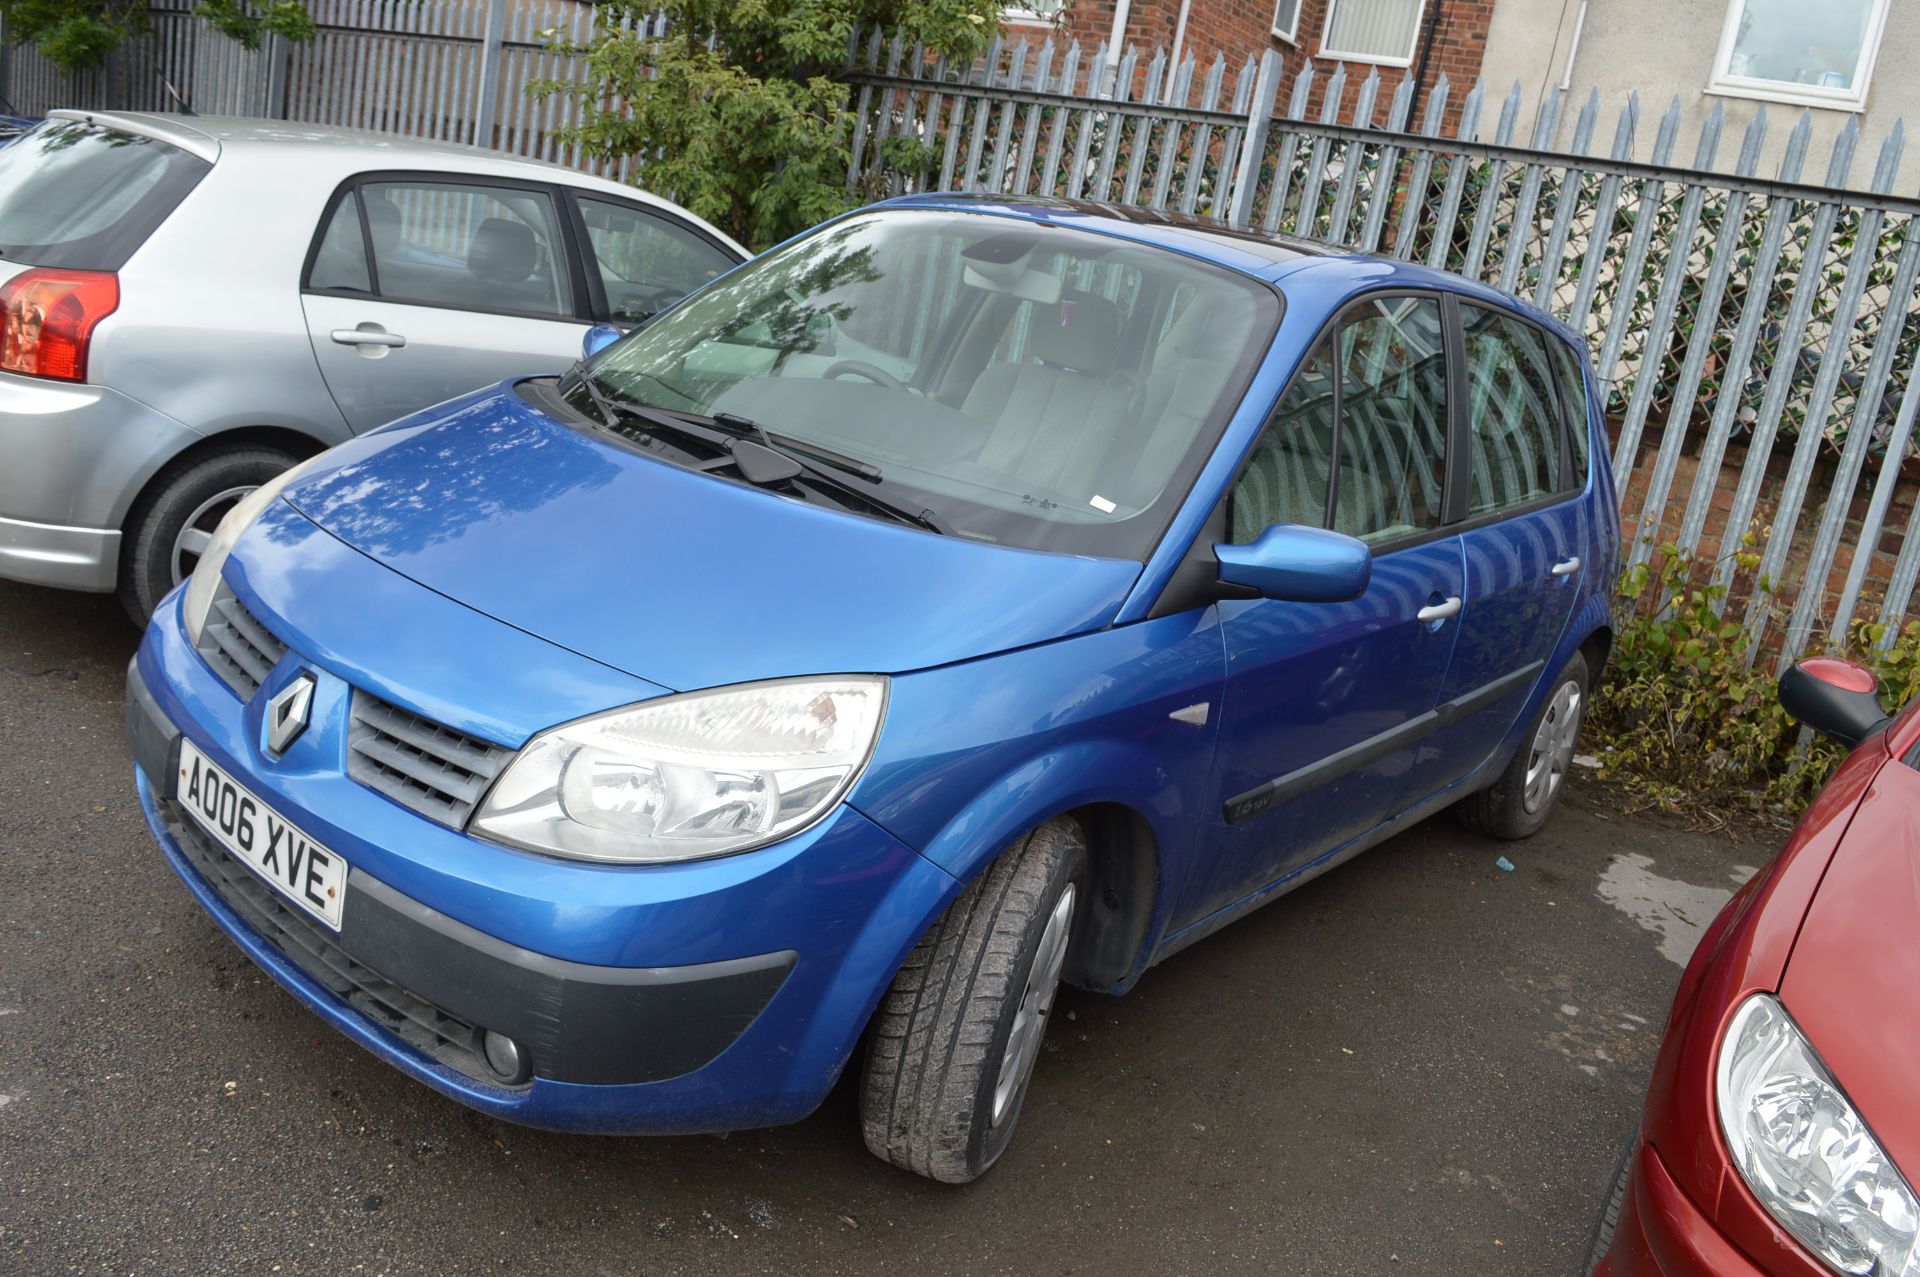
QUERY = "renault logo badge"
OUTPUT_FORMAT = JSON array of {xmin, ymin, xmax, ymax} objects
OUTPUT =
[{"xmin": 264, "ymin": 673, "xmax": 316, "ymax": 756}]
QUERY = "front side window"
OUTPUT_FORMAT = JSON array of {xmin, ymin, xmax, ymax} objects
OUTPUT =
[
  {"xmin": 1710, "ymin": 0, "xmax": 1889, "ymax": 111},
  {"xmin": 1331, "ymin": 296, "xmax": 1448, "ymax": 543},
  {"xmin": 576, "ymin": 196, "xmax": 736, "ymax": 325},
  {"xmin": 1462, "ymin": 305, "xmax": 1567, "ymax": 516},
  {"xmin": 309, "ymin": 179, "xmax": 572, "ymax": 318},
  {"xmin": 1230, "ymin": 339, "xmax": 1337, "ymax": 543},
  {"xmin": 573, "ymin": 209, "xmax": 1280, "ymax": 560},
  {"xmin": 0, "ymin": 121, "xmax": 209, "ymax": 270},
  {"xmin": 1321, "ymin": 0, "xmax": 1427, "ymax": 66}
]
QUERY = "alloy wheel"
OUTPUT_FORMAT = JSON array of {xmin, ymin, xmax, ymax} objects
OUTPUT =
[
  {"xmin": 1523, "ymin": 678, "xmax": 1584, "ymax": 814},
  {"xmin": 991, "ymin": 882, "xmax": 1075, "ymax": 1128}
]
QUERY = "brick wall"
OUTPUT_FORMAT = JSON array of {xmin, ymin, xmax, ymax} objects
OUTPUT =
[
  {"xmin": 1612, "ymin": 418, "xmax": 1916, "ymax": 653},
  {"xmin": 1007, "ymin": 0, "xmax": 1494, "ymax": 133}
]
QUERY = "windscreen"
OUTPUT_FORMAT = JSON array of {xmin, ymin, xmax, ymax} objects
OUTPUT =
[
  {"xmin": 576, "ymin": 209, "xmax": 1280, "ymax": 560},
  {"xmin": 0, "ymin": 120, "xmax": 209, "ymax": 271}
]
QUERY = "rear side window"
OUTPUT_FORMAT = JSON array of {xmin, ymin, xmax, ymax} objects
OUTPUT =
[
  {"xmin": 0, "ymin": 121, "xmax": 209, "ymax": 270},
  {"xmin": 1461, "ymin": 304, "xmax": 1566, "ymax": 515},
  {"xmin": 306, "ymin": 179, "xmax": 572, "ymax": 318}
]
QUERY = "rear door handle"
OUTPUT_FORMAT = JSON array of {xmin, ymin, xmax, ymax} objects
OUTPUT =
[
  {"xmin": 1551, "ymin": 556, "xmax": 1582, "ymax": 578},
  {"xmin": 1417, "ymin": 596, "xmax": 1462, "ymax": 623},
  {"xmin": 330, "ymin": 328, "xmax": 407, "ymax": 348}
]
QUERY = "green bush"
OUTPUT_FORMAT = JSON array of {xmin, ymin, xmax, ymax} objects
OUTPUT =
[
  {"xmin": 0, "ymin": 0, "xmax": 312, "ymax": 71},
  {"xmin": 534, "ymin": 0, "xmax": 1001, "ymax": 251},
  {"xmin": 1588, "ymin": 538, "xmax": 1920, "ymax": 816}
]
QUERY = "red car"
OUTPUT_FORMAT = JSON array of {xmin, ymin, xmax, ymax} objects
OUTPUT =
[{"xmin": 1591, "ymin": 658, "xmax": 1920, "ymax": 1276}]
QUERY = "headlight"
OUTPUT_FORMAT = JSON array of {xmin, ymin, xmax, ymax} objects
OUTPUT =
[
  {"xmin": 470, "ymin": 677, "xmax": 887, "ymax": 863},
  {"xmin": 180, "ymin": 459, "xmax": 318, "ymax": 645},
  {"xmin": 1718, "ymin": 995, "xmax": 1920, "ymax": 1275}
]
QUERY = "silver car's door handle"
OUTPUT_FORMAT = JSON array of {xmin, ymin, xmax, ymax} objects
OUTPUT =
[
  {"xmin": 331, "ymin": 329, "xmax": 407, "ymax": 348},
  {"xmin": 1551, "ymin": 556, "xmax": 1583, "ymax": 578},
  {"xmin": 1417, "ymin": 596, "xmax": 1462, "ymax": 623}
]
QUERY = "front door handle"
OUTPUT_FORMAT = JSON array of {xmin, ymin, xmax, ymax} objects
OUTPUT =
[
  {"xmin": 1417, "ymin": 596, "xmax": 1462, "ymax": 624},
  {"xmin": 1551, "ymin": 556, "xmax": 1582, "ymax": 578},
  {"xmin": 331, "ymin": 328, "xmax": 407, "ymax": 348}
]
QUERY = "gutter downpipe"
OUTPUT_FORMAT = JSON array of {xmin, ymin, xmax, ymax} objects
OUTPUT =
[
  {"xmin": 1105, "ymin": 0, "xmax": 1133, "ymax": 95},
  {"xmin": 1165, "ymin": 0, "xmax": 1194, "ymax": 103},
  {"xmin": 1404, "ymin": 0, "xmax": 1447, "ymax": 131}
]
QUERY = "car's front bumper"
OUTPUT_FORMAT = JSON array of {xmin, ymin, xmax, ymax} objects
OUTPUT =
[
  {"xmin": 0, "ymin": 371, "xmax": 203, "ymax": 590},
  {"xmin": 1595, "ymin": 1140, "xmax": 1775, "ymax": 1277},
  {"xmin": 129, "ymin": 582, "xmax": 961, "ymax": 1134}
]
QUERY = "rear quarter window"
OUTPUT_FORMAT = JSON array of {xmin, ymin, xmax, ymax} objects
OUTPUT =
[{"xmin": 0, "ymin": 120, "xmax": 210, "ymax": 270}]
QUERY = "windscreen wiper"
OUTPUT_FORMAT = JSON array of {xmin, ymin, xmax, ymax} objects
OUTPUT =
[{"xmin": 565, "ymin": 369, "xmax": 948, "ymax": 535}]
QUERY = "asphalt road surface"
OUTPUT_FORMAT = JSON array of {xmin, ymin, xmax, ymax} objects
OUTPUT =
[{"xmin": 0, "ymin": 578, "xmax": 1766, "ymax": 1276}]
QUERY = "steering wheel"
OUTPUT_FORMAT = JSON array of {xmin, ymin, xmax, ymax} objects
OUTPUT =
[{"xmin": 823, "ymin": 360, "xmax": 908, "ymax": 391}]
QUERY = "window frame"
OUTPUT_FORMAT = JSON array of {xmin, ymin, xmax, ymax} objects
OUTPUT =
[
  {"xmin": 300, "ymin": 170, "xmax": 597, "ymax": 324},
  {"xmin": 1706, "ymin": 0, "xmax": 1891, "ymax": 114},
  {"xmin": 1272, "ymin": 0, "xmax": 1303, "ymax": 44},
  {"xmin": 560, "ymin": 189, "xmax": 746, "ymax": 328},
  {"xmin": 1319, "ymin": 0, "xmax": 1429, "ymax": 69}
]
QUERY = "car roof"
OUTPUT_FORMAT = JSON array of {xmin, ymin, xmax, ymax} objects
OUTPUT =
[
  {"xmin": 44, "ymin": 111, "xmax": 750, "ymax": 257},
  {"xmin": 872, "ymin": 193, "xmax": 1586, "ymax": 349}
]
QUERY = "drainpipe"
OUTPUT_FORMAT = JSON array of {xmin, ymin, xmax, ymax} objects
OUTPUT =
[
  {"xmin": 1105, "ymin": 0, "xmax": 1133, "ymax": 95},
  {"xmin": 1165, "ymin": 0, "xmax": 1194, "ymax": 103},
  {"xmin": 1560, "ymin": 0, "xmax": 1590, "ymax": 92},
  {"xmin": 1404, "ymin": 0, "xmax": 1447, "ymax": 130}
]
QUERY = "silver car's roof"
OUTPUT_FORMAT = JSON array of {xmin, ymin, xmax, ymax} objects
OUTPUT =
[{"xmin": 45, "ymin": 111, "xmax": 747, "ymax": 256}]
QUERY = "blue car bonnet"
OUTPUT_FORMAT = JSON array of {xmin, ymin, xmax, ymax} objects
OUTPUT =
[{"xmin": 280, "ymin": 385, "xmax": 1146, "ymax": 691}]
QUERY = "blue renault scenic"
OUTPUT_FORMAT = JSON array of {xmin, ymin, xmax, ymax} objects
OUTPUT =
[{"xmin": 126, "ymin": 195, "xmax": 1619, "ymax": 1182}]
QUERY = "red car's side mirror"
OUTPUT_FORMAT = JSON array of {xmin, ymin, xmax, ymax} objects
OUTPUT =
[{"xmin": 1778, "ymin": 658, "xmax": 1891, "ymax": 748}]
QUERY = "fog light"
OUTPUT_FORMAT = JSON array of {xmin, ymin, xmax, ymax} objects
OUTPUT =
[{"xmin": 480, "ymin": 1029, "xmax": 528, "ymax": 1083}]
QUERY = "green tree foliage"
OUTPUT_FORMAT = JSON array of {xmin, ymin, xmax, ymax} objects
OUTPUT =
[
  {"xmin": 1, "ymin": 0, "xmax": 311, "ymax": 71},
  {"xmin": 535, "ymin": 0, "xmax": 1001, "ymax": 251}
]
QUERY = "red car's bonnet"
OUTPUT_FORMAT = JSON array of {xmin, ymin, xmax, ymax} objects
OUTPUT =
[{"xmin": 1778, "ymin": 748, "xmax": 1920, "ymax": 1178}]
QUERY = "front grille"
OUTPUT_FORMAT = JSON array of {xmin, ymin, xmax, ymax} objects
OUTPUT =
[
  {"xmin": 158, "ymin": 796, "xmax": 499, "ymax": 1084},
  {"xmin": 346, "ymin": 692, "xmax": 513, "ymax": 828},
  {"xmin": 195, "ymin": 581, "xmax": 288, "ymax": 700}
]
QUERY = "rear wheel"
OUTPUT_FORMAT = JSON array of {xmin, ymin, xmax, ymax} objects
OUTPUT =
[
  {"xmin": 117, "ymin": 446, "xmax": 300, "ymax": 626},
  {"xmin": 1458, "ymin": 651, "xmax": 1589, "ymax": 840},
  {"xmin": 860, "ymin": 818, "xmax": 1086, "ymax": 1183}
]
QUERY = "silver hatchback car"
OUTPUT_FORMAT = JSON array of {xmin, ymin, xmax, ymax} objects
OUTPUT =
[{"xmin": 0, "ymin": 111, "xmax": 746, "ymax": 621}]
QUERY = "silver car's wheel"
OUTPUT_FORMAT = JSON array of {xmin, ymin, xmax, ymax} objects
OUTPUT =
[
  {"xmin": 170, "ymin": 485, "xmax": 257, "ymax": 586},
  {"xmin": 116, "ymin": 446, "xmax": 301, "ymax": 626},
  {"xmin": 1522, "ymin": 678, "xmax": 1583, "ymax": 815},
  {"xmin": 861, "ymin": 818, "xmax": 1087, "ymax": 1183}
]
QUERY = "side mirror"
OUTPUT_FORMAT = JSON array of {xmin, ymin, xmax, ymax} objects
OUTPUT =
[
  {"xmin": 1215, "ymin": 523, "xmax": 1371, "ymax": 603},
  {"xmin": 1778, "ymin": 657, "xmax": 1890, "ymax": 748},
  {"xmin": 581, "ymin": 323, "xmax": 623, "ymax": 360}
]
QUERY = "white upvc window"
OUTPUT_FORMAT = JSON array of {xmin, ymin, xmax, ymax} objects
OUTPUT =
[
  {"xmin": 1320, "ymin": 0, "xmax": 1427, "ymax": 67},
  {"xmin": 1707, "ymin": 0, "xmax": 1891, "ymax": 113},
  {"xmin": 1272, "ymin": 0, "xmax": 1303, "ymax": 44},
  {"xmin": 1001, "ymin": 0, "xmax": 1064, "ymax": 25}
]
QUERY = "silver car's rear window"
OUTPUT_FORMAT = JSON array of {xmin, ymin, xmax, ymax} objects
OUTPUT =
[{"xmin": 0, "ymin": 120, "xmax": 209, "ymax": 271}]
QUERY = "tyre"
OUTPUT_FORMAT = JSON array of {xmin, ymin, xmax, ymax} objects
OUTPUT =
[
  {"xmin": 1458, "ymin": 651, "xmax": 1590, "ymax": 840},
  {"xmin": 1584, "ymin": 1129, "xmax": 1637, "ymax": 1272},
  {"xmin": 860, "ymin": 817, "xmax": 1087, "ymax": 1183},
  {"xmin": 117, "ymin": 446, "xmax": 301, "ymax": 626}
]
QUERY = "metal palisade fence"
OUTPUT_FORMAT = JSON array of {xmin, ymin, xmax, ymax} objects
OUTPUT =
[
  {"xmin": 844, "ymin": 34, "xmax": 1920, "ymax": 668},
  {"xmin": 5, "ymin": 9, "xmax": 1920, "ymax": 666}
]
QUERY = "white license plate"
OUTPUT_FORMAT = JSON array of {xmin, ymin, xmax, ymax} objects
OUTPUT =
[{"xmin": 176, "ymin": 739, "xmax": 349, "ymax": 931}]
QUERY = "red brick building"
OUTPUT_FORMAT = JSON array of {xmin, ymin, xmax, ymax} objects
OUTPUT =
[{"xmin": 1004, "ymin": 0, "xmax": 1496, "ymax": 132}]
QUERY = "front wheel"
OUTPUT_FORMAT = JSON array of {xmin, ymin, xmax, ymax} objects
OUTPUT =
[
  {"xmin": 860, "ymin": 818, "xmax": 1086, "ymax": 1183},
  {"xmin": 1458, "ymin": 651, "xmax": 1590, "ymax": 840}
]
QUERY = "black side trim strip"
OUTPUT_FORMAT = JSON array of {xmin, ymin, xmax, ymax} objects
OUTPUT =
[{"xmin": 1223, "ymin": 659, "xmax": 1546, "ymax": 824}]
